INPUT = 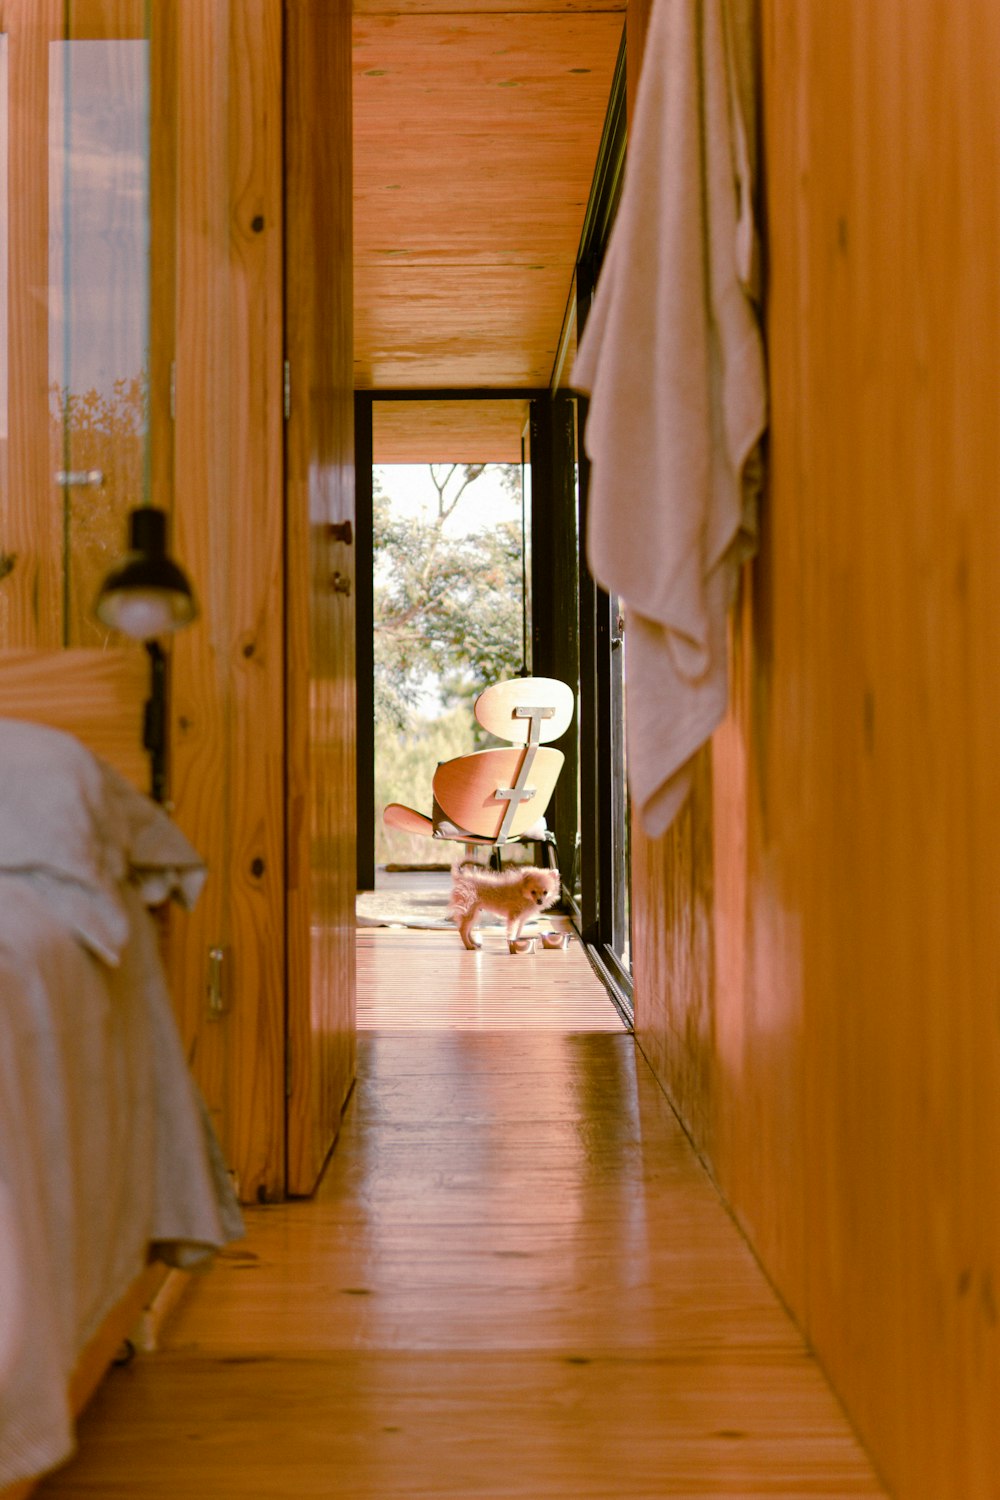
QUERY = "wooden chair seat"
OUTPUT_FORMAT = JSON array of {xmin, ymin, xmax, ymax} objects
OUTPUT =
[{"xmin": 381, "ymin": 676, "xmax": 574, "ymax": 869}]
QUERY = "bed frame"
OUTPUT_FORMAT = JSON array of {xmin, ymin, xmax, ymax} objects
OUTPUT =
[
  {"xmin": 0, "ymin": 648, "xmax": 151, "ymax": 789},
  {"xmin": 0, "ymin": 648, "xmax": 188, "ymax": 1499}
]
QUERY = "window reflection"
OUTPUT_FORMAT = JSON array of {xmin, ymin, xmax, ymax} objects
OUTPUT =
[
  {"xmin": 49, "ymin": 40, "xmax": 150, "ymax": 644},
  {"xmin": 0, "ymin": 33, "xmax": 10, "ymax": 593}
]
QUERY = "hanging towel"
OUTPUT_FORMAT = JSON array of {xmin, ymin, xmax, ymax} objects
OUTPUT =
[{"xmin": 573, "ymin": 0, "xmax": 766, "ymax": 837}]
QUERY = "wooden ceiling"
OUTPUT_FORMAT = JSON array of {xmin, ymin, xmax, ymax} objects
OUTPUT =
[
  {"xmin": 353, "ymin": 0, "xmax": 625, "ymax": 460},
  {"xmin": 372, "ymin": 398, "xmax": 530, "ymax": 462}
]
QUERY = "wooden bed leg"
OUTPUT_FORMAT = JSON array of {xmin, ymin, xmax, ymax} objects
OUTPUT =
[
  {"xmin": 131, "ymin": 1268, "xmax": 193, "ymax": 1353},
  {"xmin": 0, "ymin": 1264, "xmax": 194, "ymax": 1500}
]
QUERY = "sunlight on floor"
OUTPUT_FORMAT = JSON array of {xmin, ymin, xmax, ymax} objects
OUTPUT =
[{"xmin": 356, "ymin": 870, "xmax": 625, "ymax": 1033}]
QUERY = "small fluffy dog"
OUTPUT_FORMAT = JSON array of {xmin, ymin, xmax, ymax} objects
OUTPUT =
[{"xmin": 448, "ymin": 861, "xmax": 560, "ymax": 951}]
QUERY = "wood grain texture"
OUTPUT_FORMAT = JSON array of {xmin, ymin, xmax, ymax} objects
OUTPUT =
[
  {"xmin": 284, "ymin": 0, "xmax": 358, "ymax": 1196},
  {"xmin": 629, "ymin": 2, "xmax": 1000, "ymax": 1495},
  {"xmin": 475, "ymin": 675, "xmax": 574, "ymax": 744},
  {"xmin": 65, "ymin": 1265, "xmax": 168, "ymax": 1420},
  {"xmin": 356, "ymin": 0, "xmax": 623, "ymax": 12},
  {"xmin": 382, "ymin": 802, "xmax": 434, "ymax": 837},
  {"xmin": 169, "ymin": 0, "xmax": 286, "ymax": 1203},
  {"xmin": 0, "ymin": 1477, "xmax": 34, "ymax": 1500},
  {"xmin": 357, "ymin": 926, "xmax": 624, "ymax": 1031},
  {"xmin": 166, "ymin": 0, "xmax": 230, "ymax": 1182},
  {"xmin": 36, "ymin": 929, "xmax": 882, "ymax": 1498},
  {"xmin": 353, "ymin": 10, "xmax": 623, "ymax": 390},
  {"xmin": 433, "ymin": 746, "xmax": 564, "ymax": 839},
  {"xmin": 0, "ymin": 0, "xmax": 64, "ymax": 647},
  {"xmin": 372, "ymin": 398, "xmax": 529, "ymax": 464},
  {"xmin": 0, "ymin": 647, "xmax": 149, "ymax": 786},
  {"xmin": 1, "ymin": 1264, "xmax": 169, "ymax": 1500}
]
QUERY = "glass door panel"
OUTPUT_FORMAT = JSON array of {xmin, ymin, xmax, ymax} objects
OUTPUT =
[
  {"xmin": 51, "ymin": 30, "xmax": 150, "ymax": 644},
  {"xmin": 0, "ymin": 0, "xmax": 159, "ymax": 648},
  {"xmin": 0, "ymin": 31, "xmax": 10, "ymax": 601}
]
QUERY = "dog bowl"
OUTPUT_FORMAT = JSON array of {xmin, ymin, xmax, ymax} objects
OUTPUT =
[
  {"xmin": 541, "ymin": 930, "xmax": 570, "ymax": 950},
  {"xmin": 508, "ymin": 936, "xmax": 535, "ymax": 954}
]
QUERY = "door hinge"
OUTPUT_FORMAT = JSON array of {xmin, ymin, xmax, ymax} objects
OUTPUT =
[{"xmin": 283, "ymin": 359, "xmax": 291, "ymax": 420}]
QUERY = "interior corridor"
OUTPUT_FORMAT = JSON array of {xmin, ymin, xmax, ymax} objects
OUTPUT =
[{"xmin": 39, "ymin": 925, "xmax": 886, "ymax": 1497}]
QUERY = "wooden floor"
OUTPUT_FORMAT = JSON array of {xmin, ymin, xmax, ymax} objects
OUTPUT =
[{"xmin": 39, "ymin": 928, "xmax": 885, "ymax": 1498}]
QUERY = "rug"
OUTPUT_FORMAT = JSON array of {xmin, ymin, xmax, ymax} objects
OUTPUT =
[
  {"xmin": 356, "ymin": 887, "xmax": 454, "ymax": 929},
  {"xmin": 355, "ymin": 883, "xmax": 574, "ymax": 933}
]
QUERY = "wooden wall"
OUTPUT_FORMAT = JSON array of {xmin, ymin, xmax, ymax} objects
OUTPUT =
[
  {"xmin": 169, "ymin": 0, "xmax": 287, "ymax": 1203},
  {"xmin": 284, "ymin": 0, "xmax": 357, "ymax": 1197},
  {"xmin": 0, "ymin": 0, "xmax": 62, "ymax": 647},
  {"xmin": 1, "ymin": 0, "xmax": 356, "ymax": 1204},
  {"xmin": 629, "ymin": 2, "xmax": 1000, "ymax": 1495},
  {"xmin": 170, "ymin": 0, "xmax": 357, "ymax": 1201}
]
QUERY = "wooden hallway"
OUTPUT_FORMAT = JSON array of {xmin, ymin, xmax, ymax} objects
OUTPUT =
[{"xmin": 39, "ymin": 929, "xmax": 885, "ymax": 1498}]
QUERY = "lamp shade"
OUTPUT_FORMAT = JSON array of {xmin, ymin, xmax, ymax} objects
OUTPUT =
[{"xmin": 95, "ymin": 506, "xmax": 198, "ymax": 640}]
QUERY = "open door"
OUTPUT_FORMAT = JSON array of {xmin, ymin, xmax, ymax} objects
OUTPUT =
[{"xmin": 284, "ymin": 0, "xmax": 357, "ymax": 1195}]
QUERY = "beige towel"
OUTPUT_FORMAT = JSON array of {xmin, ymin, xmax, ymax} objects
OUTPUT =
[{"xmin": 573, "ymin": 0, "xmax": 766, "ymax": 836}]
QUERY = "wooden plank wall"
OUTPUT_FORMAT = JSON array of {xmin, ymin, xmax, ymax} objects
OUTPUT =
[
  {"xmin": 0, "ymin": 0, "xmax": 63, "ymax": 648},
  {"xmin": 0, "ymin": 648, "xmax": 149, "ymax": 785},
  {"xmin": 284, "ymin": 0, "xmax": 357, "ymax": 1197},
  {"xmin": 628, "ymin": 2, "xmax": 1000, "ymax": 1495},
  {"xmin": 1, "ymin": 0, "xmax": 355, "ymax": 1204},
  {"xmin": 169, "ymin": 0, "xmax": 287, "ymax": 1203}
]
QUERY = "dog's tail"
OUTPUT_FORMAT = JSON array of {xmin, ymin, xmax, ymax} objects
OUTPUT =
[{"xmin": 448, "ymin": 860, "xmax": 481, "ymax": 918}]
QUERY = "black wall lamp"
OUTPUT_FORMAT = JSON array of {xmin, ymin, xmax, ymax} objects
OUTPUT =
[
  {"xmin": 94, "ymin": 505, "xmax": 199, "ymax": 803},
  {"xmin": 95, "ymin": 505, "xmax": 197, "ymax": 639}
]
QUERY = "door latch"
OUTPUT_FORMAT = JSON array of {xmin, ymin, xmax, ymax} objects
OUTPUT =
[{"xmin": 207, "ymin": 945, "xmax": 227, "ymax": 1019}]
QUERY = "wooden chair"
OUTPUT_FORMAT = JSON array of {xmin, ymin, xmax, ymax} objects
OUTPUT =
[{"xmin": 383, "ymin": 676, "xmax": 574, "ymax": 870}]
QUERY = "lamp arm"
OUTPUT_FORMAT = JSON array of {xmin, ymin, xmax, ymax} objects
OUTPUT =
[{"xmin": 143, "ymin": 640, "xmax": 169, "ymax": 803}]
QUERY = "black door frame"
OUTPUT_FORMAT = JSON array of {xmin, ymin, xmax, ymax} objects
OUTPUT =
[
  {"xmin": 354, "ymin": 32, "xmax": 629, "ymax": 1003},
  {"xmin": 354, "ymin": 389, "xmax": 546, "ymax": 891},
  {"xmin": 571, "ymin": 28, "xmax": 632, "ymax": 1011},
  {"xmin": 354, "ymin": 394, "xmax": 376, "ymax": 890}
]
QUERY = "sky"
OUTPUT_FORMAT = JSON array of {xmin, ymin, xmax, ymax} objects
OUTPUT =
[{"xmin": 375, "ymin": 463, "xmax": 522, "ymax": 536}]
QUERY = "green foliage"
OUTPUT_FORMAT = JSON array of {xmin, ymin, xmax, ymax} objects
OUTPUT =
[
  {"xmin": 375, "ymin": 706, "xmax": 475, "ymax": 866},
  {"xmin": 373, "ymin": 462, "xmax": 526, "ymax": 866},
  {"xmin": 50, "ymin": 373, "xmax": 148, "ymax": 644},
  {"xmin": 2, "ymin": 376, "xmax": 147, "ymax": 620},
  {"xmin": 373, "ymin": 463, "xmax": 524, "ymax": 733}
]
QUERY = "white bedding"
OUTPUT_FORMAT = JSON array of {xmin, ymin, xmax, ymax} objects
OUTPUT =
[{"xmin": 0, "ymin": 722, "xmax": 243, "ymax": 1489}]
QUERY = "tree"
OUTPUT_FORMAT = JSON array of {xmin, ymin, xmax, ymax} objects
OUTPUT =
[
  {"xmin": 1, "ymin": 375, "xmax": 146, "ymax": 627},
  {"xmin": 50, "ymin": 373, "xmax": 147, "ymax": 644},
  {"xmin": 374, "ymin": 463, "xmax": 525, "ymax": 732}
]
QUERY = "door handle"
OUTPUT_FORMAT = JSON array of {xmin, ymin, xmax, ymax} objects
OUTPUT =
[
  {"xmin": 328, "ymin": 520, "xmax": 353, "ymax": 545},
  {"xmin": 54, "ymin": 469, "xmax": 104, "ymax": 486},
  {"xmin": 330, "ymin": 572, "xmax": 351, "ymax": 596}
]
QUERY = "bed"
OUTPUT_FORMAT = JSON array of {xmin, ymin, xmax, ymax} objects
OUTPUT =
[{"xmin": 0, "ymin": 650, "xmax": 243, "ymax": 1497}]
